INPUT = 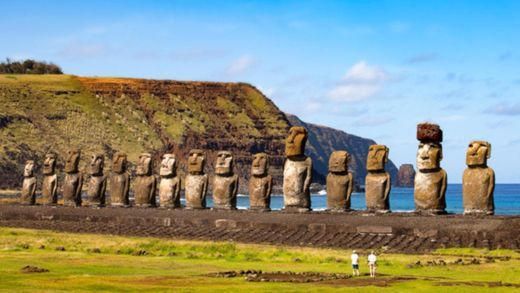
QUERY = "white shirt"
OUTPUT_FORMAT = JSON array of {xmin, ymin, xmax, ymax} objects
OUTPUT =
[
  {"xmin": 351, "ymin": 253, "xmax": 359, "ymax": 265},
  {"xmin": 368, "ymin": 254, "xmax": 377, "ymax": 265}
]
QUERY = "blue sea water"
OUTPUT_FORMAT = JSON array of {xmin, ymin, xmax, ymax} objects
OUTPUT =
[{"xmin": 197, "ymin": 184, "xmax": 520, "ymax": 215}]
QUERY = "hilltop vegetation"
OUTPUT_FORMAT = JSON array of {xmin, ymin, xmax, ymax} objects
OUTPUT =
[{"xmin": 0, "ymin": 59, "xmax": 62, "ymax": 74}]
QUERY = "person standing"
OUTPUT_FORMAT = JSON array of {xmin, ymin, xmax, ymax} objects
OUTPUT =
[
  {"xmin": 351, "ymin": 250, "xmax": 360, "ymax": 276},
  {"xmin": 368, "ymin": 251, "xmax": 377, "ymax": 277}
]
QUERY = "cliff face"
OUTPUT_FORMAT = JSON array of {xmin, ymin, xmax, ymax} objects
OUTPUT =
[
  {"xmin": 396, "ymin": 164, "xmax": 416, "ymax": 187},
  {"xmin": 286, "ymin": 114, "xmax": 399, "ymax": 186}
]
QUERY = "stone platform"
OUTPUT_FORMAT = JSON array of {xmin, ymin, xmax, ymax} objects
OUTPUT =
[{"xmin": 0, "ymin": 205, "xmax": 518, "ymax": 253}]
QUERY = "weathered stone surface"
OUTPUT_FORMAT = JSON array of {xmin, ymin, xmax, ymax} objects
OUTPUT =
[
  {"xmin": 41, "ymin": 153, "xmax": 58, "ymax": 205},
  {"xmin": 365, "ymin": 145, "xmax": 391, "ymax": 213},
  {"xmin": 463, "ymin": 141, "xmax": 495, "ymax": 215},
  {"xmin": 87, "ymin": 154, "xmax": 107, "ymax": 207},
  {"xmin": 283, "ymin": 127, "xmax": 312, "ymax": 212},
  {"xmin": 185, "ymin": 149, "xmax": 208, "ymax": 209},
  {"xmin": 326, "ymin": 151, "xmax": 353, "ymax": 212},
  {"xmin": 20, "ymin": 160, "xmax": 36, "ymax": 205},
  {"xmin": 414, "ymin": 129, "xmax": 447, "ymax": 214},
  {"xmin": 249, "ymin": 153, "xmax": 272, "ymax": 211},
  {"xmin": 212, "ymin": 151, "xmax": 238, "ymax": 210},
  {"xmin": 417, "ymin": 123, "xmax": 443, "ymax": 143},
  {"xmin": 134, "ymin": 153, "xmax": 157, "ymax": 207},
  {"xmin": 109, "ymin": 152, "xmax": 130, "ymax": 207},
  {"xmin": 159, "ymin": 153, "xmax": 181, "ymax": 208},
  {"xmin": 62, "ymin": 149, "xmax": 83, "ymax": 207},
  {"xmin": 396, "ymin": 164, "xmax": 415, "ymax": 187}
]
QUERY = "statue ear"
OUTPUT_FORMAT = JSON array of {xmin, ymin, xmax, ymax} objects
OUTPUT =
[
  {"xmin": 439, "ymin": 146, "xmax": 443, "ymax": 161},
  {"xmin": 487, "ymin": 143, "xmax": 491, "ymax": 159},
  {"xmin": 385, "ymin": 147, "xmax": 389, "ymax": 163}
]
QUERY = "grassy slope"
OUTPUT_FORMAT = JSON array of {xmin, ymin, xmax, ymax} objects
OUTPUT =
[{"xmin": 0, "ymin": 228, "xmax": 518, "ymax": 292}]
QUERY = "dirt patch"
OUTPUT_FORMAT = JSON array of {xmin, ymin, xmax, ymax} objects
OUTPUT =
[
  {"xmin": 436, "ymin": 281, "xmax": 520, "ymax": 288},
  {"xmin": 322, "ymin": 276, "xmax": 416, "ymax": 287},
  {"xmin": 21, "ymin": 265, "xmax": 49, "ymax": 273}
]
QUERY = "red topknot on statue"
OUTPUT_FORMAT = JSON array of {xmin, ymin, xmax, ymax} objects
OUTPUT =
[{"xmin": 417, "ymin": 122, "xmax": 443, "ymax": 143}]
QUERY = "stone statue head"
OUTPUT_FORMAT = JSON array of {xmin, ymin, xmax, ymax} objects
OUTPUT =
[
  {"xmin": 285, "ymin": 126, "xmax": 307, "ymax": 157},
  {"xmin": 251, "ymin": 152, "xmax": 269, "ymax": 176},
  {"xmin": 89, "ymin": 154, "xmax": 104, "ymax": 176},
  {"xmin": 215, "ymin": 151, "xmax": 233, "ymax": 175},
  {"xmin": 328, "ymin": 150, "xmax": 349, "ymax": 173},
  {"xmin": 367, "ymin": 144, "xmax": 389, "ymax": 171},
  {"xmin": 466, "ymin": 140, "xmax": 491, "ymax": 167},
  {"xmin": 160, "ymin": 153, "xmax": 177, "ymax": 177},
  {"xmin": 188, "ymin": 149, "xmax": 205, "ymax": 174},
  {"xmin": 112, "ymin": 152, "xmax": 128, "ymax": 174},
  {"xmin": 64, "ymin": 148, "xmax": 81, "ymax": 174},
  {"xmin": 136, "ymin": 153, "xmax": 153, "ymax": 176},
  {"xmin": 24, "ymin": 160, "xmax": 35, "ymax": 177},
  {"xmin": 417, "ymin": 142, "xmax": 442, "ymax": 171},
  {"xmin": 43, "ymin": 153, "xmax": 57, "ymax": 175}
]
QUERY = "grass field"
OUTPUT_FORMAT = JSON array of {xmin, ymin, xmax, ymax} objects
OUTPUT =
[{"xmin": 0, "ymin": 227, "xmax": 518, "ymax": 292}]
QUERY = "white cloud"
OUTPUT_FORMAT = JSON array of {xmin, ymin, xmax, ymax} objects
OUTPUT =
[
  {"xmin": 226, "ymin": 55, "xmax": 256, "ymax": 75},
  {"xmin": 328, "ymin": 61, "xmax": 389, "ymax": 102}
]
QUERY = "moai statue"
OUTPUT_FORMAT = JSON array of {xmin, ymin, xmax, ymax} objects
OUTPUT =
[
  {"xmin": 134, "ymin": 153, "xmax": 157, "ymax": 207},
  {"xmin": 87, "ymin": 154, "xmax": 107, "ymax": 207},
  {"xmin": 365, "ymin": 145, "xmax": 391, "ymax": 213},
  {"xmin": 283, "ymin": 126, "xmax": 312, "ymax": 212},
  {"xmin": 185, "ymin": 149, "xmax": 208, "ymax": 209},
  {"xmin": 20, "ymin": 160, "xmax": 37, "ymax": 205},
  {"xmin": 463, "ymin": 141, "xmax": 495, "ymax": 215},
  {"xmin": 63, "ymin": 148, "xmax": 83, "ymax": 207},
  {"xmin": 212, "ymin": 151, "xmax": 239, "ymax": 210},
  {"xmin": 414, "ymin": 123, "xmax": 447, "ymax": 214},
  {"xmin": 41, "ymin": 153, "xmax": 58, "ymax": 205},
  {"xmin": 110, "ymin": 152, "xmax": 130, "ymax": 207},
  {"xmin": 159, "ymin": 153, "xmax": 181, "ymax": 208},
  {"xmin": 248, "ymin": 153, "xmax": 272, "ymax": 211},
  {"xmin": 326, "ymin": 151, "xmax": 353, "ymax": 212}
]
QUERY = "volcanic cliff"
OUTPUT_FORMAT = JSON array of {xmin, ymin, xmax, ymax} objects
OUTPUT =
[{"xmin": 0, "ymin": 74, "xmax": 398, "ymax": 192}]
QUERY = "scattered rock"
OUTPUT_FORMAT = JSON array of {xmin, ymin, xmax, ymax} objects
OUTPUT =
[
  {"xmin": 132, "ymin": 250, "xmax": 148, "ymax": 256},
  {"xmin": 21, "ymin": 265, "xmax": 49, "ymax": 273},
  {"xmin": 55, "ymin": 246, "xmax": 66, "ymax": 251}
]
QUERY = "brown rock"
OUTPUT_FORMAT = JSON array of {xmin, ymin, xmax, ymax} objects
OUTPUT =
[
  {"xmin": 20, "ymin": 160, "xmax": 36, "ymax": 205},
  {"xmin": 417, "ymin": 123, "xmax": 443, "ymax": 143},
  {"xmin": 463, "ymin": 141, "xmax": 495, "ymax": 215},
  {"xmin": 185, "ymin": 149, "xmax": 208, "ymax": 209},
  {"xmin": 212, "ymin": 151, "xmax": 238, "ymax": 210},
  {"xmin": 249, "ymin": 153, "xmax": 272, "ymax": 211},
  {"xmin": 159, "ymin": 153, "xmax": 181, "ymax": 208},
  {"xmin": 62, "ymin": 149, "xmax": 83, "ymax": 207},
  {"xmin": 134, "ymin": 153, "xmax": 157, "ymax": 207},
  {"xmin": 365, "ymin": 145, "xmax": 391, "ymax": 213},
  {"xmin": 326, "ymin": 151, "xmax": 353, "ymax": 212},
  {"xmin": 283, "ymin": 127, "xmax": 312, "ymax": 212},
  {"xmin": 41, "ymin": 153, "xmax": 58, "ymax": 205},
  {"xmin": 396, "ymin": 164, "xmax": 415, "ymax": 187},
  {"xmin": 87, "ymin": 154, "xmax": 107, "ymax": 207},
  {"xmin": 110, "ymin": 152, "xmax": 130, "ymax": 207},
  {"xmin": 414, "ymin": 132, "xmax": 447, "ymax": 214}
]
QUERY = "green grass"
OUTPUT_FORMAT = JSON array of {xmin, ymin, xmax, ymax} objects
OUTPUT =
[{"xmin": 0, "ymin": 227, "xmax": 518, "ymax": 292}]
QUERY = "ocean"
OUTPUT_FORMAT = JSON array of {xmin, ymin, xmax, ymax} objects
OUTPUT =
[{"xmin": 197, "ymin": 184, "xmax": 520, "ymax": 215}]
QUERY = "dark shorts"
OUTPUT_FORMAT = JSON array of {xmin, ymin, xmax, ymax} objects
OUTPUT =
[{"xmin": 352, "ymin": 264, "xmax": 359, "ymax": 269}]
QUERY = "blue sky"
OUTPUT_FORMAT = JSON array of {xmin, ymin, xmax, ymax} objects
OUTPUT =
[{"xmin": 2, "ymin": 0, "xmax": 520, "ymax": 182}]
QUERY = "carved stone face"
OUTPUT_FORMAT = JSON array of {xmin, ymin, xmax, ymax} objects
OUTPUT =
[
  {"xmin": 43, "ymin": 153, "xmax": 56, "ymax": 175},
  {"xmin": 112, "ymin": 152, "xmax": 127, "ymax": 174},
  {"xmin": 417, "ymin": 143, "xmax": 442, "ymax": 171},
  {"xmin": 64, "ymin": 149, "xmax": 81, "ymax": 173},
  {"xmin": 215, "ymin": 151, "xmax": 233, "ymax": 175},
  {"xmin": 24, "ymin": 160, "xmax": 35, "ymax": 177},
  {"xmin": 328, "ymin": 150, "xmax": 349, "ymax": 173},
  {"xmin": 251, "ymin": 153, "xmax": 268, "ymax": 176},
  {"xmin": 136, "ymin": 153, "xmax": 152, "ymax": 176},
  {"xmin": 367, "ymin": 144, "xmax": 388, "ymax": 171},
  {"xmin": 188, "ymin": 149, "xmax": 205, "ymax": 174},
  {"xmin": 466, "ymin": 141, "xmax": 491, "ymax": 167},
  {"xmin": 285, "ymin": 126, "xmax": 307, "ymax": 157},
  {"xmin": 89, "ymin": 154, "xmax": 104, "ymax": 176},
  {"xmin": 160, "ymin": 154, "xmax": 176, "ymax": 177}
]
